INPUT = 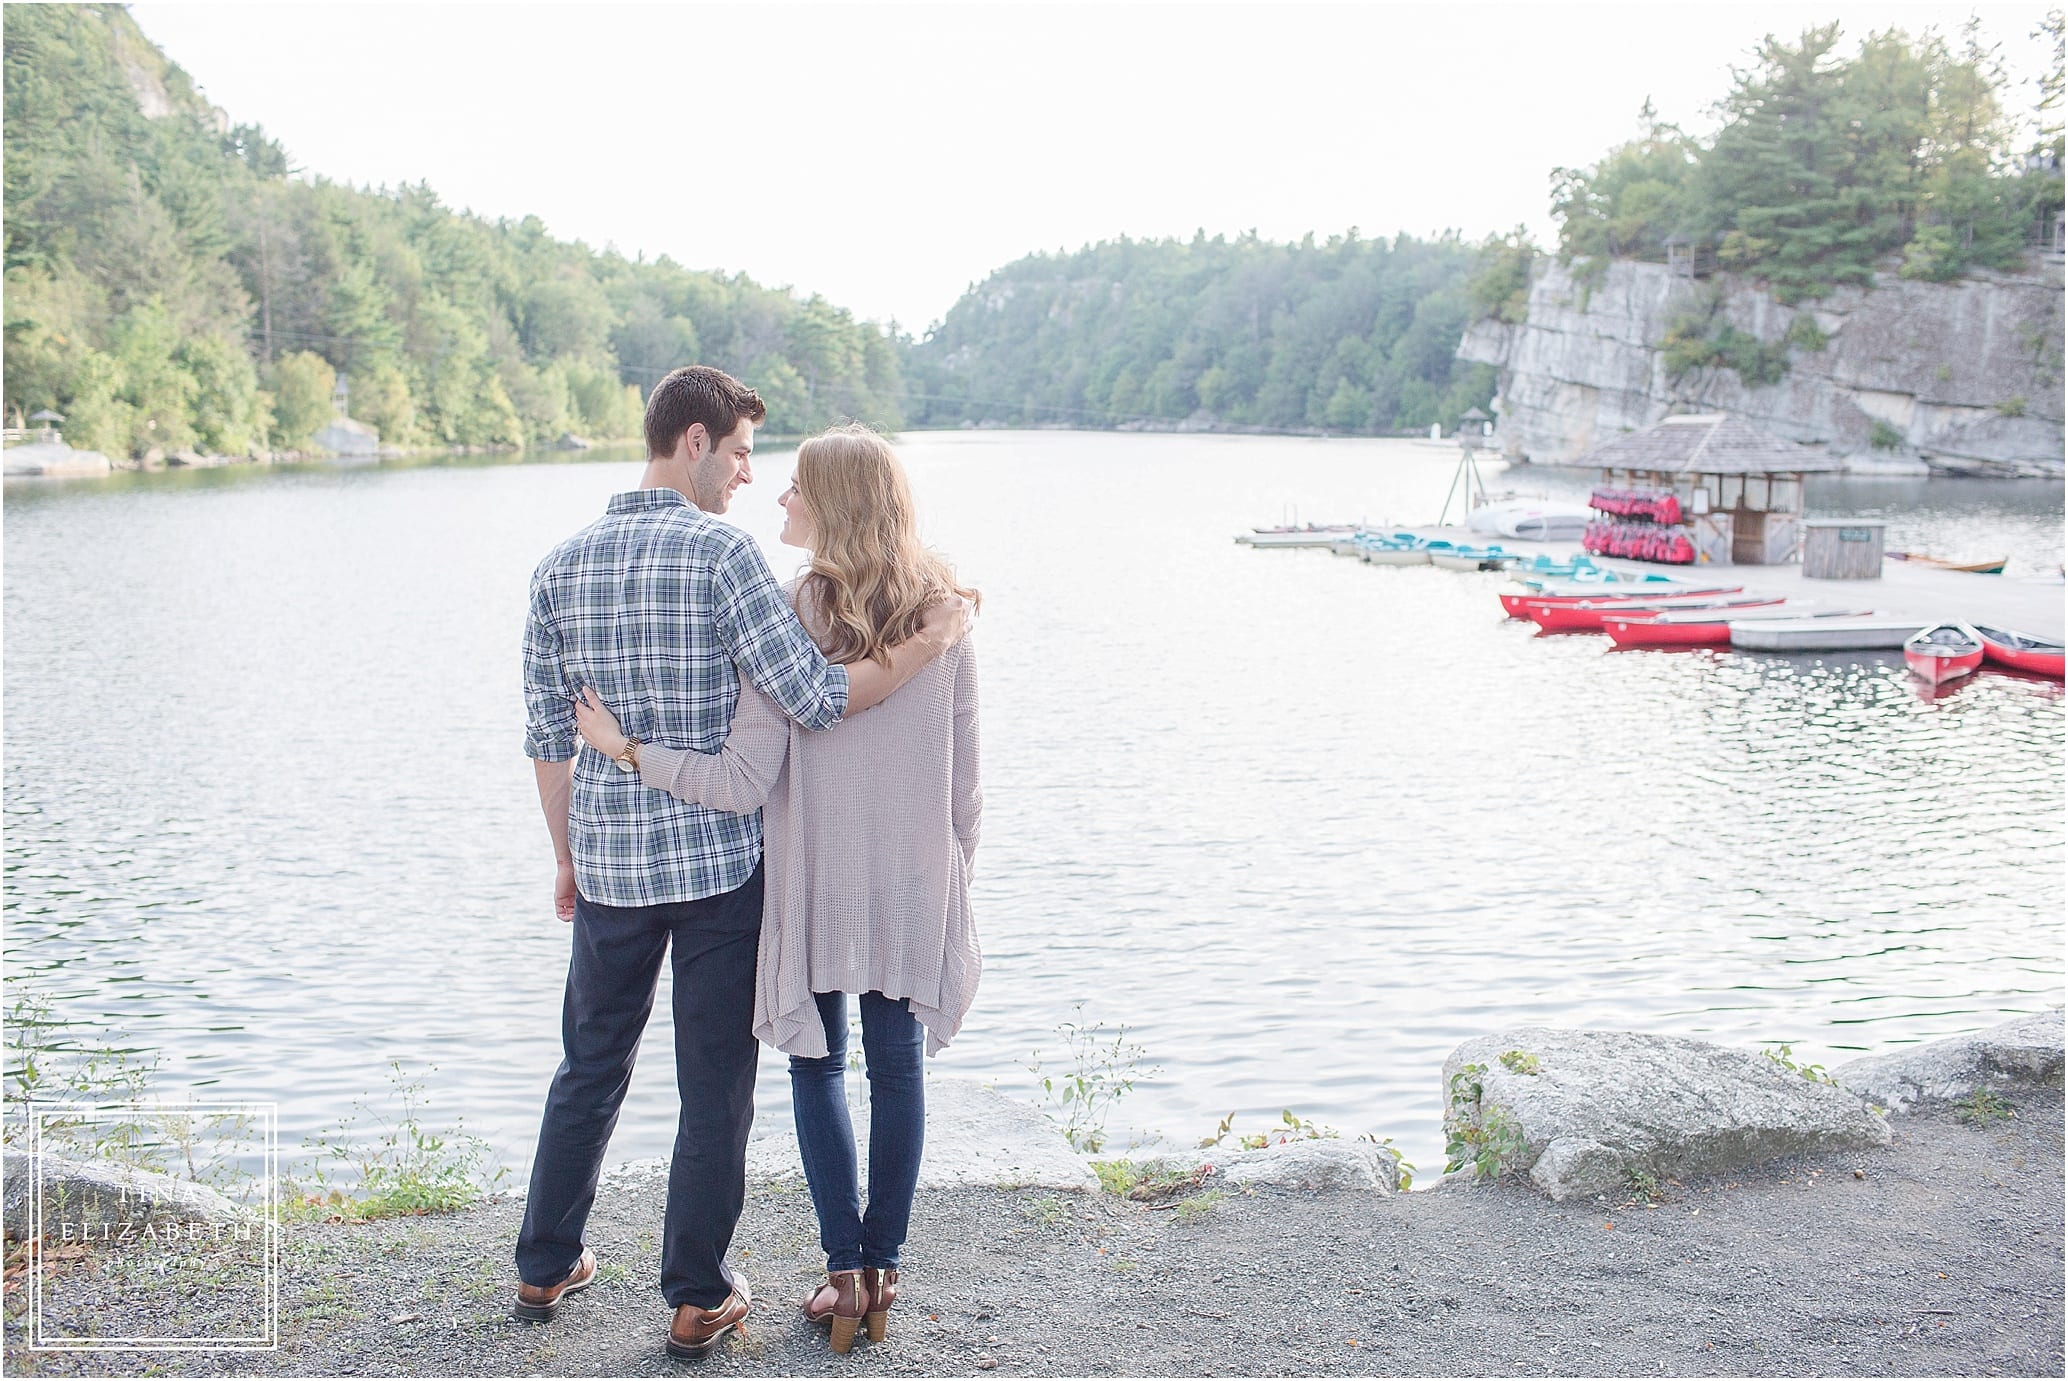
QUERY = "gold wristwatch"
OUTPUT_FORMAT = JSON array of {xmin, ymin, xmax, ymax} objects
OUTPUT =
[{"xmin": 613, "ymin": 738, "xmax": 642, "ymax": 773}]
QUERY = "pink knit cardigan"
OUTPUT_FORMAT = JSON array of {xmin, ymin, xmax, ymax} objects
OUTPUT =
[{"xmin": 636, "ymin": 629, "xmax": 981, "ymax": 1058}]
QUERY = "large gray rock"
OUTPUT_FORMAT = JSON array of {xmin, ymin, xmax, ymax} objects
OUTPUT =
[
  {"xmin": 2, "ymin": 1148, "xmax": 252, "ymax": 1238},
  {"xmin": 1441, "ymin": 1028, "xmax": 1891, "ymax": 1202},
  {"xmin": 2, "ymin": 441, "xmax": 112, "ymax": 477},
  {"xmin": 1459, "ymin": 254, "xmax": 2064, "ymax": 476},
  {"xmin": 1833, "ymin": 1009, "xmax": 2064, "ymax": 1114},
  {"xmin": 1201, "ymin": 1138, "xmax": 1400, "ymax": 1194}
]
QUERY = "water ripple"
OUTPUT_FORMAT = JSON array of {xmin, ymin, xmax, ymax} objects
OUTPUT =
[{"xmin": 5, "ymin": 437, "xmax": 2061, "ymax": 1181}]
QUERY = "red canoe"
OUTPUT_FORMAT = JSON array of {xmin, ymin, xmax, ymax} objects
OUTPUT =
[
  {"xmin": 1529, "ymin": 595, "xmax": 1785, "ymax": 634},
  {"xmin": 1606, "ymin": 606, "xmax": 1875, "ymax": 647},
  {"xmin": 1499, "ymin": 585, "xmax": 1741, "ymax": 619},
  {"xmin": 1903, "ymin": 623, "xmax": 1986, "ymax": 685},
  {"xmin": 1604, "ymin": 616, "xmax": 1740, "ymax": 647},
  {"xmin": 1971, "ymin": 624, "xmax": 2066, "ymax": 679}
]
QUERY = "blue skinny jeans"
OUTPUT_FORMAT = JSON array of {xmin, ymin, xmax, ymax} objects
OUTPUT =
[{"xmin": 788, "ymin": 990, "xmax": 925, "ymax": 1272}]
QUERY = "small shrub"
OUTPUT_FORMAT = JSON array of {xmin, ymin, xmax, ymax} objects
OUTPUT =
[
  {"xmin": 1092, "ymin": 1159, "xmax": 1141, "ymax": 1197},
  {"xmin": 1356, "ymin": 1133, "xmax": 1416, "ymax": 1192},
  {"xmin": 1662, "ymin": 316, "xmax": 1788, "ymax": 386},
  {"xmin": 1868, "ymin": 419, "xmax": 1905, "ymax": 451},
  {"xmin": 1019, "ymin": 1196, "xmax": 1069, "ymax": 1228},
  {"xmin": 296, "ymin": 1060, "xmax": 505, "ymax": 1219},
  {"xmin": 1954, "ymin": 1089, "xmax": 2014, "ymax": 1125},
  {"xmin": 1627, "ymin": 1167, "xmax": 1661, "ymax": 1202},
  {"xmin": 1200, "ymin": 1108, "xmax": 1335, "ymax": 1151},
  {"xmin": 1029, "ymin": 1005, "xmax": 1159, "ymax": 1155},
  {"xmin": 1090, "ymin": 1158, "xmax": 1216, "ymax": 1204},
  {"xmin": 1499, "ymin": 1049, "xmax": 1542, "ymax": 1077},
  {"xmin": 1993, "ymin": 396, "xmax": 2028, "ymax": 418},
  {"xmin": 1899, "ymin": 224, "xmax": 1962, "ymax": 282},
  {"xmin": 1761, "ymin": 1042, "xmax": 1837, "ymax": 1085},
  {"xmin": 4, "ymin": 991, "xmax": 162, "ymax": 1162},
  {"xmin": 1661, "ymin": 313, "xmax": 1719, "ymax": 377},
  {"xmin": 1171, "ymin": 1190, "xmax": 1226, "ymax": 1224},
  {"xmin": 1443, "ymin": 1063, "xmax": 1529, "ymax": 1180},
  {"xmin": 1716, "ymin": 327, "xmax": 1790, "ymax": 386},
  {"xmin": 1784, "ymin": 314, "xmax": 1829, "ymax": 351}
]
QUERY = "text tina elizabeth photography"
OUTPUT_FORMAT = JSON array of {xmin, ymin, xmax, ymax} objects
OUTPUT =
[{"xmin": 2, "ymin": 2, "xmax": 2062, "ymax": 1378}]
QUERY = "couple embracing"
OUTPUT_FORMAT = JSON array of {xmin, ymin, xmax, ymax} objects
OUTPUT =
[{"xmin": 510, "ymin": 366, "xmax": 981, "ymax": 1360}]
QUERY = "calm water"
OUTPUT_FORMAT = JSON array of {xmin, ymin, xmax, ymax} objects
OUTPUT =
[{"xmin": 5, "ymin": 434, "xmax": 2063, "ymax": 1184}]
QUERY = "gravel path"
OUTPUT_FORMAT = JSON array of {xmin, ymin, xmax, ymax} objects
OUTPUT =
[{"xmin": 5, "ymin": 1090, "xmax": 2060, "ymax": 1377}]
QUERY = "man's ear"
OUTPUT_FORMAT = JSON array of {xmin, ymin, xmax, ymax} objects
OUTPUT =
[{"xmin": 682, "ymin": 421, "xmax": 708, "ymax": 462}]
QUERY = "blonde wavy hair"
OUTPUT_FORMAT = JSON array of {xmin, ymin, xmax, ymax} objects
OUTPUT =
[{"xmin": 794, "ymin": 423, "xmax": 979, "ymax": 666}]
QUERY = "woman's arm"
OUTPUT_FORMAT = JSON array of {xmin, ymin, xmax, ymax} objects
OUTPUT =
[
  {"xmin": 950, "ymin": 638, "xmax": 981, "ymax": 870},
  {"xmin": 574, "ymin": 684, "xmax": 789, "ymax": 813}
]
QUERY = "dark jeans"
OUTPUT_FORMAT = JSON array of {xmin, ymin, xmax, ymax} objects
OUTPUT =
[
  {"xmin": 515, "ymin": 866, "xmax": 762, "ymax": 1309},
  {"xmin": 788, "ymin": 990, "xmax": 926, "ymax": 1272}
]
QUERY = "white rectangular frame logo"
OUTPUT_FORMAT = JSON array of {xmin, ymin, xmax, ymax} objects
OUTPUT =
[{"xmin": 28, "ymin": 1101, "xmax": 280, "ymax": 1352}]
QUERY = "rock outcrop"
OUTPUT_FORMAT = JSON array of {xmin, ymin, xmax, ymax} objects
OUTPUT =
[
  {"xmin": 1, "ymin": 1148, "xmax": 254, "ymax": 1238},
  {"xmin": 1439, "ymin": 1028, "xmax": 1890, "ymax": 1202},
  {"xmin": 1199, "ymin": 1138, "xmax": 1401, "ymax": 1194},
  {"xmin": 2, "ymin": 442, "xmax": 112, "ymax": 478},
  {"xmin": 1458, "ymin": 254, "xmax": 2064, "ymax": 477},
  {"xmin": 1833, "ymin": 1008, "xmax": 2065, "ymax": 1114}
]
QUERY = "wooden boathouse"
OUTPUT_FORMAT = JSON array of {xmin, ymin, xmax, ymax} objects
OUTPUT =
[{"xmin": 1570, "ymin": 413, "xmax": 1844, "ymax": 565}]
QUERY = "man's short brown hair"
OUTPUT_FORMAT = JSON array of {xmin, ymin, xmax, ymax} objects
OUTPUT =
[{"xmin": 643, "ymin": 366, "xmax": 767, "ymax": 459}]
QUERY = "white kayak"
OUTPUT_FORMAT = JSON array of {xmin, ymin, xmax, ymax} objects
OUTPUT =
[
  {"xmin": 1729, "ymin": 618, "xmax": 1924, "ymax": 651},
  {"xmin": 1466, "ymin": 500, "xmax": 1595, "ymax": 542}
]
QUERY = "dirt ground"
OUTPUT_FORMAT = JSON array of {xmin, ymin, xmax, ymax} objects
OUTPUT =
[{"xmin": 5, "ymin": 1088, "xmax": 2060, "ymax": 1378}]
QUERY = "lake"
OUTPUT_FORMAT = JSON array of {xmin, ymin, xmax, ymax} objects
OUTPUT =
[{"xmin": 5, "ymin": 432, "xmax": 2062, "ymax": 1184}]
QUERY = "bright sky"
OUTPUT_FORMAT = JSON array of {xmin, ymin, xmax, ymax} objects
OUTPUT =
[{"xmin": 129, "ymin": 2, "xmax": 2058, "ymax": 331}]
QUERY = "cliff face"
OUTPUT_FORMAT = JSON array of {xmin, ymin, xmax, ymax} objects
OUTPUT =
[{"xmin": 1458, "ymin": 255, "xmax": 2064, "ymax": 477}]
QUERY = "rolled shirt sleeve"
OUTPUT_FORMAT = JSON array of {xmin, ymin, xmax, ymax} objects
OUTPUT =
[
  {"xmin": 711, "ymin": 532, "xmax": 849, "ymax": 730},
  {"xmin": 521, "ymin": 570, "xmax": 578, "ymax": 762}
]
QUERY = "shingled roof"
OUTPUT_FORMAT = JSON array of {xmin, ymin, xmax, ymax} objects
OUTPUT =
[{"xmin": 1572, "ymin": 414, "xmax": 1845, "ymax": 476}]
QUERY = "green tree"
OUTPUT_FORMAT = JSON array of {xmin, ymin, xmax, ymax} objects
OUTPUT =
[
  {"xmin": 179, "ymin": 334, "xmax": 267, "ymax": 455},
  {"xmin": 1551, "ymin": 103, "xmax": 1698, "ymax": 262},
  {"xmin": 353, "ymin": 360, "xmax": 415, "ymax": 446},
  {"xmin": 906, "ymin": 230, "xmax": 1494, "ymax": 433},
  {"xmin": 268, "ymin": 350, "xmax": 334, "ymax": 449},
  {"xmin": 2, "ymin": 5, "xmax": 904, "ymax": 456}
]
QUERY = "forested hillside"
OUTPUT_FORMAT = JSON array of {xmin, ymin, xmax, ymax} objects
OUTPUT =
[
  {"xmin": 2, "ymin": 4, "xmax": 901, "ymax": 460},
  {"xmin": 1541, "ymin": 19, "xmax": 2064, "ymax": 305},
  {"xmin": 904, "ymin": 232, "xmax": 1497, "ymax": 434}
]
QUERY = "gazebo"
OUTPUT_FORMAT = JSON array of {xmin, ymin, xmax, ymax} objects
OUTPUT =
[
  {"xmin": 1569, "ymin": 413, "xmax": 1844, "ymax": 565},
  {"xmin": 1663, "ymin": 234, "xmax": 1716, "ymax": 280}
]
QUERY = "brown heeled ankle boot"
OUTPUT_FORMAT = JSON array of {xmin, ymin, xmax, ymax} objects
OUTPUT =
[
  {"xmin": 863, "ymin": 1267, "xmax": 899, "ymax": 1342},
  {"xmin": 803, "ymin": 1270, "xmax": 869, "ymax": 1353}
]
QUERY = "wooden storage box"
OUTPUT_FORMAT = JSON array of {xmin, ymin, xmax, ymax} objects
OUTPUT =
[{"xmin": 1802, "ymin": 520, "xmax": 1884, "ymax": 579}]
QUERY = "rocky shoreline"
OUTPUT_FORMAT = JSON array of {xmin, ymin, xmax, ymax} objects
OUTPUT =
[{"xmin": 4, "ymin": 1016, "xmax": 2060, "ymax": 1377}]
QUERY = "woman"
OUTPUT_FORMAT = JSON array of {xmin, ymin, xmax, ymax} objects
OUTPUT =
[{"xmin": 574, "ymin": 423, "xmax": 980, "ymax": 1355}]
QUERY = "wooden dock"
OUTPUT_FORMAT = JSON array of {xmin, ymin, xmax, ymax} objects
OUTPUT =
[{"xmin": 1385, "ymin": 525, "xmax": 2065, "ymax": 642}]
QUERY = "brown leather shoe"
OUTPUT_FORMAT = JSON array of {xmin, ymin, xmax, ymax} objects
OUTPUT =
[
  {"xmin": 667, "ymin": 1274, "xmax": 752, "ymax": 1361},
  {"xmin": 864, "ymin": 1267, "xmax": 899, "ymax": 1343},
  {"xmin": 512, "ymin": 1246, "xmax": 597, "ymax": 1323}
]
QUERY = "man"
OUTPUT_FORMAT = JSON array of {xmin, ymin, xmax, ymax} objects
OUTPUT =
[{"xmin": 512, "ymin": 365, "xmax": 962, "ymax": 1360}]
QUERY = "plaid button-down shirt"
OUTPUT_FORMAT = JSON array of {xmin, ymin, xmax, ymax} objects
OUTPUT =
[{"xmin": 522, "ymin": 488, "xmax": 849, "ymax": 907}]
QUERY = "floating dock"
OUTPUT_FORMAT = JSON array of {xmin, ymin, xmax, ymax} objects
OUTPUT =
[{"xmin": 1318, "ymin": 524, "xmax": 2066, "ymax": 643}]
